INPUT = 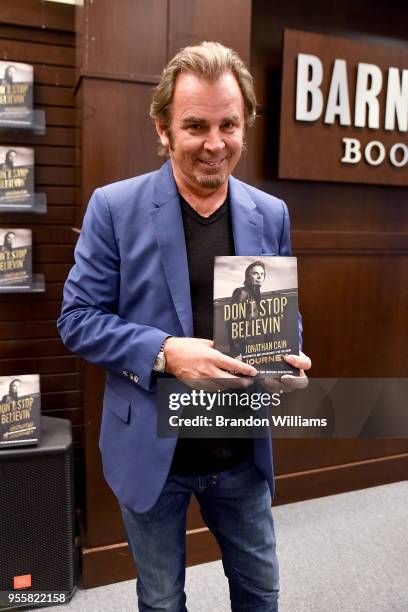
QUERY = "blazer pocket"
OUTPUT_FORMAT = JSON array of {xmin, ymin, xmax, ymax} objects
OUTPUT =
[{"xmin": 103, "ymin": 383, "xmax": 131, "ymax": 424}]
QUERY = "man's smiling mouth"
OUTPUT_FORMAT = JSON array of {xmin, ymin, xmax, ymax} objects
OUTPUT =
[{"xmin": 197, "ymin": 158, "xmax": 226, "ymax": 166}]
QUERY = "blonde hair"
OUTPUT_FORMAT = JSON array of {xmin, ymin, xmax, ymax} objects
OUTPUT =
[{"xmin": 150, "ymin": 41, "xmax": 257, "ymax": 155}]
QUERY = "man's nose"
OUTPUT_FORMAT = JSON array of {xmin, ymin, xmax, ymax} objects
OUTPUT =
[{"xmin": 204, "ymin": 129, "xmax": 225, "ymax": 152}]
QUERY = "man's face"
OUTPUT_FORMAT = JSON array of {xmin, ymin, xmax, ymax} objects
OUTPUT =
[
  {"xmin": 156, "ymin": 71, "xmax": 245, "ymax": 195},
  {"xmin": 6, "ymin": 151, "xmax": 16, "ymax": 165},
  {"xmin": 10, "ymin": 381, "xmax": 20, "ymax": 394},
  {"xmin": 248, "ymin": 266, "xmax": 265, "ymax": 286},
  {"xmin": 6, "ymin": 66, "xmax": 16, "ymax": 81},
  {"xmin": 5, "ymin": 233, "xmax": 15, "ymax": 248}
]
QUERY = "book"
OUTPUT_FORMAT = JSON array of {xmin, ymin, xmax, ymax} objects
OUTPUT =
[
  {"xmin": 0, "ymin": 61, "xmax": 33, "ymax": 126},
  {"xmin": 0, "ymin": 374, "xmax": 41, "ymax": 448},
  {"xmin": 0, "ymin": 147, "xmax": 34, "ymax": 207},
  {"xmin": 214, "ymin": 256, "xmax": 299, "ymax": 377},
  {"xmin": 0, "ymin": 228, "xmax": 32, "ymax": 290}
]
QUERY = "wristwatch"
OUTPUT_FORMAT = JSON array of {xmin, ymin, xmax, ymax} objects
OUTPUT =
[{"xmin": 153, "ymin": 338, "xmax": 171, "ymax": 373}]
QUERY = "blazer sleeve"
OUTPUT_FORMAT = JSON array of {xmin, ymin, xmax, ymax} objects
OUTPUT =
[
  {"xmin": 57, "ymin": 188, "xmax": 169, "ymax": 392},
  {"xmin": 278, "ymin": 199, "xmax": 303, "ymax": 351}
]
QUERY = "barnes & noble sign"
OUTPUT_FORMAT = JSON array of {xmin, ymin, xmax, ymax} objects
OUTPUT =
[{"xmin": 279, "ymin": 30, "xmax": 408, "ymax": 186}]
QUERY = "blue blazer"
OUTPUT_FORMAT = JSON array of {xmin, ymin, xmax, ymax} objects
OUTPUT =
[{"xmin": 57, "ymin": 160, "xmax": 296, "ymax": 513}]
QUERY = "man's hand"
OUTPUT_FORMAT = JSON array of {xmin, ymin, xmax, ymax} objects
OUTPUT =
[
  {"xmin": 163, "ymin": 337, "xmax": 257, "ymax": 390},
  {"xmin": 261, "ymin": 351, "xmax": 312, "ymax": 393}
]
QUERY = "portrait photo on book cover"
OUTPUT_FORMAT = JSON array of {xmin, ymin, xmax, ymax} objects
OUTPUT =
[
  {"xmin": 0, "ymin": 147, "xmax": 34, "ymax": 206},
  {"xmin": 0, "ymin": 374, "xmax": 41, "ymax": 447},
  {"xmin": 213, "ymin": 256, "xmax": 299, "ymax": 376}
]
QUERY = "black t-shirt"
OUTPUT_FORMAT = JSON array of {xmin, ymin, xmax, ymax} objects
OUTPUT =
[{"xmin": 169, "ymin": 194, "xmax": 252, "ymax": 475}]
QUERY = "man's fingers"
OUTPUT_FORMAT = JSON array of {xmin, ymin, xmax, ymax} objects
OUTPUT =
[
  {"xmin": 213, "ymin": 352, "xmax": 257, "ymax": 377},
  {"xmin": 205, "ymin": 370, "xmax": 255, "ymax": 389},
  {"xmin": 281, "ymin": 374, "xmax": 309, "ymax": 390},
  {"xmin": 217, "ymin": 375, "xmax": 255, "ymax": 389},
  {"xmin": 183, "ymin": 379, "xmax": 221, "ymax": 392},
  {"xmin": 261, "ymin": 372, "xmax": 309, "ymax": 393},
  {"xmin": 260, "ymin": 377, "xmax": 282, "ymax": 393},
  {"xmin": 182, "ymin": 374, "xmax": 254, "ymax": 391},
  {"xmin": 196, "ymin": 338, "xmax": 214, "ymax": 347},
  {"xmin": 284, "ymin": 352, "xmax": 312, "ymax": 371}
]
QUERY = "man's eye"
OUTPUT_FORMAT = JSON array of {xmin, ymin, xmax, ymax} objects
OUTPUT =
[{"xmin": 222, "ymin": 122, "xmax": 235, "ymax": 130}]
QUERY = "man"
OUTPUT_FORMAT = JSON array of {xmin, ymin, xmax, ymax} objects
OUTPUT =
[
  {"xmin": 1, "ymin": 149, "xmax": 17, "ymax": 171},
  {"xmin": 58, "ymin": 42, "xmax": 311, "ymax": 611},
  {"xmin": 228, "ymin": 260, "xmax": 266, "ymax": 357},
  {"xmin": 1, "ymin": 231, "xmax": 15, "ymax": 252},
  {"xmin": 1, "ymin": 378, "xmax": 21, "ymax": 403},
  {"xmin": 1, "ymin": 65, "xmax": 16, "ymax": 86}
]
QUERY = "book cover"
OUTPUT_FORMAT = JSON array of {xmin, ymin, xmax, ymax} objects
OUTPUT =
[
  {"xmin": 0, "ymin": 374, "xmax": 41, "ymax": 448},
  {"xmin": 214, "ymin": 256, "xmax": 299, "ymax": 377},
  {"xmin": 0, "ymin": 147, "xmax": 34, "ymax": 207},
  {"xmin": 0, "ymin": 228, "xmax": 32, "ymax": 289},
  {"xmin": 0, "ymin": 61, "xmax": 33, "ymax": 125}
]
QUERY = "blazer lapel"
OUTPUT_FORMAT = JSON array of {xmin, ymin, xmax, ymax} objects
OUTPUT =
[
  {"xmin": 150, "ymin": 161, "xmax": 194, "ymax": 337},
  {"xmin": 229, "ymin": 176, "xmax": 264, "ymax": 256},
  {"xmin": 150, "ymin": 165, "xmax": 263, "ymax": 336}
]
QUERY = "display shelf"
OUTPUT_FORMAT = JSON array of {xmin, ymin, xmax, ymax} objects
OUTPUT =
[
  {"xmin": 0, "ymin": 273, "xmax": 45, "ymax": 293},
  {"xmin": 0, "ymin": 110, "xmax": 46, "ymax": 135},
  {"xmin": 0, "ymin": 192, "xmax": 47, "ymax": 214}
]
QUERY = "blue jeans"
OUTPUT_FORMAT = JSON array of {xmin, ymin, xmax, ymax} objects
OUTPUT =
[{"xmin": 120, "ymin": 460, "xmax": 279, "ymax": 611}]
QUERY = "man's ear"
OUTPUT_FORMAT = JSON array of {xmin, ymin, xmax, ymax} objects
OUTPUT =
[{"xmin": 155, "ymin": 120, "xmax": 170, "ymax": 148}]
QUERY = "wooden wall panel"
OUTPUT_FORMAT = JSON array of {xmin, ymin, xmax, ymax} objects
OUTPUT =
[
  {"xmin": 251, "ymin": 125, "xmax": 408, "ymax": 237},
  {"xmin": 34, "ymin": 85, "xmax": 74, "ymax": 107},
  {"xmin": 0, "ymin": 24, "xmax": 73, "ymax": 47},
  {"xmin": 249, "ymin": 0, "xmax": 408, "ymax": 502},
  {"xmin": 78, "ymin": 0, "xmax": 167, "ymax": 81},
  {"xmin": 296, "ymin": 254, "xmax": 408, "ymax": 376},
  {"xmin": 4, "ymin": 127, "xmax": 74, "ymax": 147},
  {"xmin": 273, "ymin": 439, "xmax": 408, "ymax": 476},
  {"xmin": 0, "ymin": 0, "xmax": 74, "ymax": 32},
  {"xmin": 169, "ymin": 0, "xmax": 252, "ymax": 64},
  {"xmin": 82, "ymin": 361, "xmax": 122, "ymax": 548},
  {"xmin": 0, "ymin": 38, "xmax": 74, "ymax": 66},
  {"xmin": 81, "ymin": 80, "xmax": 161, "ymax": 206},
  {"xmin": 0, "ymin": 0, "xmax": 82, "ymax": 545}
]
